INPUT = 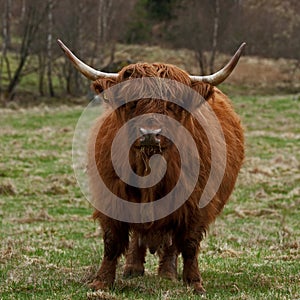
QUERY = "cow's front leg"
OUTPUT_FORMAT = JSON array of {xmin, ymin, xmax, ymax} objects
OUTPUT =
[
  {"xmin": 123, "ymin": 232, "xmax": 146, "ymax": 278},
  {"xmin": 90, "ymin": 223, "xmax": 129, "ymax": 290},
  {"xmin": 182, "ymin": 239, "xmax": 205, "ymax": 294}
]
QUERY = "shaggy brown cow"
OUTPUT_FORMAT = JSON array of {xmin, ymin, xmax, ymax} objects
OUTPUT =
[{"xmin": 58, "ymin": 40, "xmax": 245, "ymax": 293}]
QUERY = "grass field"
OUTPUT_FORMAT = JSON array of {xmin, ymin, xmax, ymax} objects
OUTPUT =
[{"xmin": 0, "ymin": 94, "xmax": 299, "ymax": 299}]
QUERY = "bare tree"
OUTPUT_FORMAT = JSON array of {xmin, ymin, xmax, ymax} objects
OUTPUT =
[
  {"xmin": 21, "ymin": 0, "xmax": 26, "ymax": 21},
  {"xmin": 3, "ymin": 0, "xmax": 12, "ymax": 49},
  {"xmin": 46, "ymin": 0, "xmax": 55, "ymax": 97},
  {"xmin": 169, "ymin": 0, "xmax": 212, "ymax": 74},
  {"xmin": 93, "ymin": 0, "xmax": 115, "ymax": 64},
  {"xmin": 37, "ymin": 52, "xmax": 46, "ymax": 96},
  {"xmin": 169, "ymin": 0, "xmax": 238, "ymax": 74},
  {"xmin": 0, "ymin": 0, "xmax": 12, "ymax": 100},
  {"xmin": 209, "ymin": 0, "xmax": 220, "ymax": 73},
  {"xmin": 232, "ymin": 0, "xmax": 300, "ymax": 59},
  {"xmin": 5, "ymin": 2, "xmax": 48, "ymax": 100},
  {"xmin": 53, "ymin": 0, "xmax": 136, "ymax": 96},
  {"xmin": 92, "ymin": 0, "xmax": 136, "ymax": 65},
  {"xmin": 54, "ymin": 0, "xmax": 91, "ymax": 95}
]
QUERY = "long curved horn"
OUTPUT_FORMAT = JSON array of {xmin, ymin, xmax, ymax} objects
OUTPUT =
[
  {"xmin": 189, "ymin": 42, "xmax": 246, "ymax": 86},
  {"xmin": 57, "ymin": 39, "xmax": 118, "ymax": 81}
]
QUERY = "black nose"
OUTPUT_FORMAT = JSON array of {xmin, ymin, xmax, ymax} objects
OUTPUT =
[{"xmin": 139, "ymin": 128, "xmax": 161, "ymax": 146}]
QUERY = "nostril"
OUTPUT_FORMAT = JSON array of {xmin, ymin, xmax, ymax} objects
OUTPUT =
[{"xmin": 139, "ymin": 127, "xmax": 162, "ymax": 146}]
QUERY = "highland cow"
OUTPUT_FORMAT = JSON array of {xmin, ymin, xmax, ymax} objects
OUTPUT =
[{"xmin": 58, "ymin": 39, "xmax": 245, "ymax": 293}]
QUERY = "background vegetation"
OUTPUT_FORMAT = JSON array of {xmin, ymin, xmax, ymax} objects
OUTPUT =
[{"xmin": 0, "ymin": 0, "xmax": 299, "ymax": 102}]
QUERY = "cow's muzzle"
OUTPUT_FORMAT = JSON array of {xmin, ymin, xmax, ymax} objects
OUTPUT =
[{"xmin": 139, "ymin": 128, "xmax": 161, "ymax": 147}]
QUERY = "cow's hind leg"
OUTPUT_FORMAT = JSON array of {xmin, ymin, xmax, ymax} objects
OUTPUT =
[
  {"xmin": 123, "ymin": 232, "xmax": 146, "ymax": 278},
  {"xmin": 157, "ymin": 242, "xmax": 178, "ymax": 281},
  {"xmin": 90, "ymin": 222, "xmax": 129, "ymax": 290}
]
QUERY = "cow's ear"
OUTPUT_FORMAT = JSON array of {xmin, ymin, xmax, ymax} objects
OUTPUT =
[
  {"xmin": 123, "ymin": 69, "xmax": 134, "ymax": 79},
  {"xmin": 93, "ymin": 82, "xmax": 108, "ymax": 104},
  {"xmin": 92, "ymin": 78, "xmax": 117, "ymax": 105},
  {"xmin": 93, "ymin": 81, "xmax": 104, "ymax": 95}
]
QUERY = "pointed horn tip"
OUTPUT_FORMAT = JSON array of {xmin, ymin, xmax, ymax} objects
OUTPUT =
[
  {"xmin": 56, "ymin": 39, "xmax": 63, "ymax": 47},
  {"xmin": 233, "ymin": 42, "xmax": 246, "ymax": 61},
  {"xmin": 231, "ymin": 42, "xmax": 246, "ymax": 64},
  {"xmin": 239, "ymin": 42, "xmax": 246, "ymax": 52},
  {"xmin": 189, "ymin": 42, "xmax": 247, "ymax": 85},
  {"xmin": 232, "ymin": 42, "xmax": 246, "ymax": 59},
  {"xmin": 57, "ymin": 39, "xmax": 68, "ymax": 53}
]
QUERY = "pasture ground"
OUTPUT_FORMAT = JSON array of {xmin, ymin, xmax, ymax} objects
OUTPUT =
[{"xmin": 0, "ymin": 94, "xmax": 299, "ymax": 299}]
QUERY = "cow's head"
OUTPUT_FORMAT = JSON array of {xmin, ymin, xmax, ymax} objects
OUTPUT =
[{"xmin": 57, "ymin": 40, "xmax": 245, "ymax": 157}]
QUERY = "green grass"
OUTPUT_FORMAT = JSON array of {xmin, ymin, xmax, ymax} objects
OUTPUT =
[{"xmin": 0, "ymin": 95, "xmax": 299, "ymax": 299}]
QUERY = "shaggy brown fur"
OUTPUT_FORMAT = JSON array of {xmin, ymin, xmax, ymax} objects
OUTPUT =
[{"xmin": 88, "ymin": 62, "xmax": 244, "ymax": 293}]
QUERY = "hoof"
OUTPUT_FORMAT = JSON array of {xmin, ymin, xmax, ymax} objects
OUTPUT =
[
  {"xmin": 192, "ymin": 282, "xmax": 206, "ymax": 294},
  {"xmin": 158, "ymin": 269, "xmax": 177, "ymax": 281},
  {"xmin": 158, "ymin": 261, "xmax": 177, "ymax": 281},
  {"xmin": 88, "ymin": 279, "xmax": 112, "ymax": 291},
  {"xmin": 123, "ymin": 265, "xmax": 144, "ymax": 278}
]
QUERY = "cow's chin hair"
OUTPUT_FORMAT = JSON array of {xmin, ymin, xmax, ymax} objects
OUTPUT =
[{"xmin": 136, "ymin": 145, "xmax": 163, "ymax": 157}]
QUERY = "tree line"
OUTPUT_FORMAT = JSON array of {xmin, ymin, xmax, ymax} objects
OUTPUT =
[{"xmin": 0, "ymin": 0, "xmax": 299, "ymax": 101}]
